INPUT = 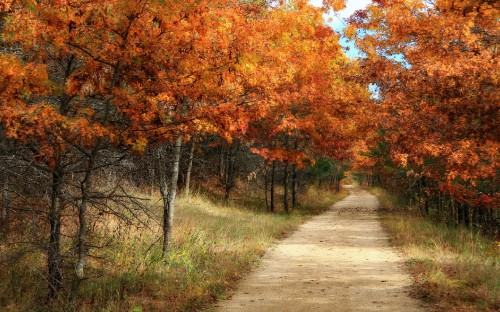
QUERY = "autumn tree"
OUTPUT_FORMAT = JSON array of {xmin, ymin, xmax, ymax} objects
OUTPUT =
[
  {"xmin": 0, "ymin": 0, "xmax": 250, "ymax": 300},
  {"xmin": 349, "ymin": 0, "xmax": 499, "ymax": 232},
  {"xmin": 0, "ymin": 0, "xmax": 371, "ymax": 305},
  {"xmin": 243, "ymin": 1, "xmax": 368, "ymax": 210}
]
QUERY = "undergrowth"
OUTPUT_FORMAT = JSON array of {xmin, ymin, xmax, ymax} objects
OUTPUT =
[
  {"xmin": 0, "ymin": 186, "xmax": 346, "ymax": 311},
  {"xmin": 371, "ymin": 187, "xmax": 499, "ymax": 311}
]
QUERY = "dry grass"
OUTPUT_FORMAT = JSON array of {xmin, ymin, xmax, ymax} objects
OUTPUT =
[
  {"xmin": 371, "ymin": 187, "xmax": 500, "ymax": 311},
  {"xmin": 0, "ymin": 186, "xmax": 346, "ymax": 311}
]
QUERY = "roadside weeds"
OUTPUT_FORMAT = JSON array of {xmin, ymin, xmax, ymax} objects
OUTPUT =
[{"xmin": 372, "ymin": 187, "xmax": 499, "ymax": 312}]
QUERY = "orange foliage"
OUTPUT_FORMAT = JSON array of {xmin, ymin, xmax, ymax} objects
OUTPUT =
[
  {"xmin": 351, "ymin": 0, "xmax": 499, "ymax": 206},
  {"xmin": 0, "ymin": 0, "xmax": 367, "ymax": 171}
]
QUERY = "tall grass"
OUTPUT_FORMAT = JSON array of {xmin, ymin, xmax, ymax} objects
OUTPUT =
[
  {"xmin": 372, "ymin": 187, "xmax": 499, "ymax": 311},
  {"xmin": 0, "ymin": 186, "xmax": 346, "ymax": 311}
]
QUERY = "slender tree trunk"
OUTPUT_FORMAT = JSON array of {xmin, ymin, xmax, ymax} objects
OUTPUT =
[
  {"xmin": 71, "ymin": 147, "xmax": 99, "ymax": 300},
  {"xmin": 421, "ymin": 176, "xmax": 429, "ymax": 215},
  {"xmin": 48, "ymin": 165, "xmax": 64, "ymax": 301},
  {"xmin": 476, "ymin": 207, "xmax": 484, "ymax": 232},
  {"xmin": 450, "ymin": 197, "xmax": 457, "ymax": 226},
  {"xmin": 270, "ymin": 160, "xmax": 276, "ymax": 213},
  {"xmin": 460, "ymin": 203, "xmax": 468, "ymax": 227},
  {"xmin": 224, "ymin": 143, "xmax": 238, "ymax": 200},
  {"xmin": 224, "ymin": 147, "xmax": 229, "ymax": 189},
  {"xmin": 71, "ymin": 51, "xmax": 120, "ymax": 297},
  {"xmin": 1, "ymin": 176, "xmax": 9, "ymax": 229},
  {"xmin": 184, "ymin": 140, "xmax": 195, "ymax": 195},
  {"xmin": 458, "ymin": 202, "xmax": 464, "ymax": 225},
  {"xmin": 219, "ymin": 146, "xmax": 225, "ymax": 180},
  {"xmin": 264, "ymin": 165, "xmax": 269, "ymax": 211},
  {"xmin": 1, "ymin": 188, "xmax": 8, "ymax": 224},
  {"xmin": 161, "ymin": 136, "xmax": 182, "ymax": 256},
  {"xmin": 467, "ymin": 206, "xmax": 473, "ymax": 229},
  {"xmin": 224, "ymin": 147, "xmax": 231, "ymax": 200},
  {"xmin": 46, "ymin": 56, "xmax": 77, "ymax": 301},
  {"xmin": 283, "ymin": 161, "xmax": 289, "ymax": 213},
  {"xmin": 424, "ymin": 195, "xmax": 429, "ymax": 216},
  {"xmin": 292, "ymin": 165, "xmax": 298, "ymax": 207}
]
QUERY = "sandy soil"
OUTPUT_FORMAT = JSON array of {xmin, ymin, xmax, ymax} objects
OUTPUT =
[{"xmin": 214, "ymin": 186, "xmax": 426, "ymax": 311}]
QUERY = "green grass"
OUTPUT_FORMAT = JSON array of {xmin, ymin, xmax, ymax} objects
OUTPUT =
[
  {"xmin": 371, "ymin": 187, "xmax": 499, "ymax": 311},
  {"xmin": 0, "ymin": 186, "xmax": 347, "ymax": 311}
]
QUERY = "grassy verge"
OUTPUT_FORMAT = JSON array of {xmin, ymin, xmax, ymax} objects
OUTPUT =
[
  {"xmin": 0, "ymin": 187, "xmax": 347, "ymax": 311},
  {"xmin": 371, "ymin": 187, "xmax": 499, "ymax": 311}
]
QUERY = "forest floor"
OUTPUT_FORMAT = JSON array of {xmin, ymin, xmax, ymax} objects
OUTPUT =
[{"xmin": 212, "ymin": 185, "xmax": 427, "ymax": 312}]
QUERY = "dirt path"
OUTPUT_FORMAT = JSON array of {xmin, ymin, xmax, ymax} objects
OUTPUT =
[{"xmin": 214, "ymin": 186, "xmax": 426, "ymax": 311}]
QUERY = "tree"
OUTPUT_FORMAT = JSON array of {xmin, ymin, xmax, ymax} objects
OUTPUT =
[
  {"xmin": 0, "ymin": 0, "xmax": 371, "ymax": 303},
  {"xmin": 245, "ymin": 1, "xmax": 368, "ymax": 211},
  {"xmin": 0, "ymin": 0, "xmax": 237, "ymax": 299},
  {"xmin": 349, "ymin": 0, "xmax": 499, "ymax": 231}
]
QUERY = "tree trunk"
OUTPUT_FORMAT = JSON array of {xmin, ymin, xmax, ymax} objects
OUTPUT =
[
  {"xmin": 467, "ymin": 206, "xmax": 473, "ymax": 229},
  {"xmin": 458, "ymin": 202, "xmax": 464, "ymax": 225},
  {"xmin": 463, "ymin": 204, "xmax": 470, "ymax": 227},
  {"xmin": 270, "ymin": 160, "xmax": 276, "ymax": 213},
  {"xmin": 264, "ymin": 165, "xmax": 269, "ymax": 211},
  {"xmin": 450, "ymin": 197, "xmax": 457, "ymax": 226},
  {"xmin": 420, "ymin": 177, "xmax": 429, "ymax": 215},
  {"xmin": 1, "ymin": 189, "xmax": 8, "ymax": 224},
  {"xmin": 48, "ymin": 165, "xmax": 64, "ymax": 301},
  {"xmin": 161, "ymin": 135, "xmax": 182, "ymax": 256},
  {"xmin": 219, "ymin": 146, "xmax": 225, "ymax": 180},
  {"xmin": 184, "ymin": 140, "xmax": 195, "ymax": 195},
  {"xmin": 292, "ymin": 165, "xmax": 298, "ymax": 207},
  {"xmin": 224, "ymin": 143, "xmax": 238, "ymax": 200},
  {"xmin": 71, "ymin": 147, "xmax": 99, "ymax": 300},
  {"xmin": 476, "ymin": 207, "xmax": 484, "ymax": 232},
  {"xmin": 424, "ymin": 195, "xmax": 429, "ymax": 216},
  {"xmin": 224, "ymin": 147, "xmax": 229, "ymax": 192},
  {"xmin": 1, "ymin": 176, "xmax": 9, "ymax": 229},
  {"xmin": 283, "ymin": 161, "xmax": 289, "ymax": 213},
  {"xmin": 47, "ymin": 56, "xmax": 77, "ymax": 301}
]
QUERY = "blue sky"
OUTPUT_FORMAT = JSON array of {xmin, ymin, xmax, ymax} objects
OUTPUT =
[
  {"xmin": 309, "ymin": 0, "xmax": 371, "ymax": 31},
  {"xmin": 309, "ymin": 0, "xmax": 371, "ymax": 58},
  {"xmin": 309, "ymin": 1, "xmax": 381, "ymax": 97}
]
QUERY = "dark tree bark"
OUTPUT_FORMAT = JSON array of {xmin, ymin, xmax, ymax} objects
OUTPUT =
[
  {"xmin": 218, "ymin": 146, "xmax": 225, "ymax": 180},
  {"xmin": 72, "ymin": 53, "xmax": 122, "ymax": 298},
  {"xmin": 47, "ymin": 55, "xmax": 77, "ymax": 301},
  {"xmin": 71, "ymin": 146, "xmax": 100, "ymax": 300},
  {"xmin": 1, "ymin": 175, "xmax": 9, "ymax": 230},
  {"xmin": 48, "ymin": 163, "xmax": 64, "ymax": 301},
  {"xmin": 270, "ymin": 160, "xmax": 276, "ymax": 213},
  {"xmin": 161, "ymin": 135, "xmax": 182, "ymax": 256},
  {"xmin": 224, "ymin": 143, "xmax": 239, "ymax": 200},
  {"xmin": 264, "ymin": 164, "xmax": 269, "ymax": 211},
  {"xmin": 1, "ymin": 189, "xmax": 8, "ymax": 224},
  {"xmin": 292, "ymin": 165, "xmax": 298, "ymax": 207},
  {"xmin": 184, "ymin": 140, "xmax": 195, "ymax": 195},
  {"xmin": 283, "ymin": 161, "xmax": 289, "ymax": 213}
]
